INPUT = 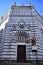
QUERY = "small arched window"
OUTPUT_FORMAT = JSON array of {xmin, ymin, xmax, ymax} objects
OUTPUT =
[{"xmin": 31, "ymin": 38, "xmax": 36, "ymax": 45}]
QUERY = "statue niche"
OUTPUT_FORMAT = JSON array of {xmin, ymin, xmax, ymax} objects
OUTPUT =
[{"xmin": 16, "ymin": 30, "xmax": 27, "ymax": 42}]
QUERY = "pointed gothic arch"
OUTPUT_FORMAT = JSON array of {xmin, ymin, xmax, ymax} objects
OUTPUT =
[{"xmin": 18, "ymin": 19, "xmax": 27, "ymax": 28}]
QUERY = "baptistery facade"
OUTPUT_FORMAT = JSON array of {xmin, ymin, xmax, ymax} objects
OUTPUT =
[{"xmin": 0, "ymin": 3, "xmax": 43, "ymax": 65}]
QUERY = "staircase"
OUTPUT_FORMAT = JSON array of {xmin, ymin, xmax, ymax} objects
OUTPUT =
[{"xmin": 11, "ymin": 63, "xmax": 30, "ymax": 65}]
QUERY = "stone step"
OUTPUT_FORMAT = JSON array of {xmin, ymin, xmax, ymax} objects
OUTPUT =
[{"xmin": 12, "ymin": 63, "xmax": 30, "ymax": 65}]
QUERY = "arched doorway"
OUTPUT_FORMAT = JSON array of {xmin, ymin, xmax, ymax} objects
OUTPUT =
[
  {"xmin": 17, "ymin": 45, "xmax": 26, "ymax": 62},
  {"xmin": 16, "ymin": 31, "xmax": 28, "ymax": 62}
]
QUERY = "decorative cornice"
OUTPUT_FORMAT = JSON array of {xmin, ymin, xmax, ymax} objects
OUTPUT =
[{"xmin": 0, "ymin": 3, "xmax": 43, "ymax": 26}]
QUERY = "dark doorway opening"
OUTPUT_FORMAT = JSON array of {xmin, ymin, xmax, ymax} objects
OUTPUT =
[{"xmin": 17, "ymin": 45, "xmax": 26, "ymax": 62}]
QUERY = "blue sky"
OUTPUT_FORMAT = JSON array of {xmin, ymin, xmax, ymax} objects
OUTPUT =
[{"xmin": 0, "ymin": 0, "xmax": 43, "ymax": 18}]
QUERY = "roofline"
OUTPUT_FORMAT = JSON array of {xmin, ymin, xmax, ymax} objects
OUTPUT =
[{"xmin": 0, "ymin": 4, "xmax": 43, "ymax": 25}]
